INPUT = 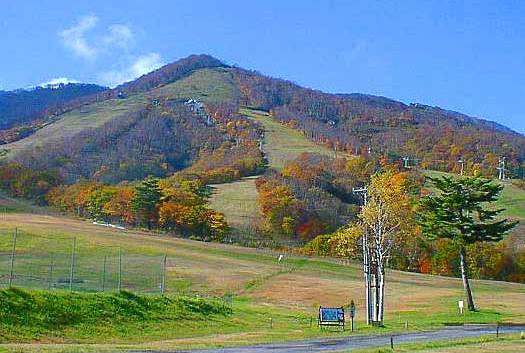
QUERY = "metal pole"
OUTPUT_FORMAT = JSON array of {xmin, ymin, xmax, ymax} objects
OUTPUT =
[
  {"xmin": 161, "ymin": 255, "xmax": 167, "ymax": 294},
  {"xmin": 69, "ymin": 237, "xmax": 76, "ymax": 291},
  {"xmin": 118, "ymin": 247, "xmax": 122, "ymax": 292},
  {"xmin": 48, "ymin": 253, "xmax": 54, "ymax": 290},
  {"xmin": 102, "ymin": 255, "xmax": 107, "ymax": 292},
  {"xmin": 353, "ymin": 187, "xmax": 372, "ymax": 325},
  {"xmin": 8, "ymin": 228, "xmax": 17, "ymax": 288},
  {"xmin": 363, "ymin": 232, "xmax": 372, "ymax": 325}
]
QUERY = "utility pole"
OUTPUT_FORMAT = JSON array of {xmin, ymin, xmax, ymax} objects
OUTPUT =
[
  {"xmin": 353, "ymin": 187, "xmax": 372, "ymax": 325},
  {"xmin": 497, "ymin": 157, "xmax": 507, "ymax": 181},
  {"xmin": 458, "ymin": 158, "xmax": 465, "ymax": 176}
]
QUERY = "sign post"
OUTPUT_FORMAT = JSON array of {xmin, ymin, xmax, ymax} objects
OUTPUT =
[
  {"xmin": 458, "ymin": 300, "xmax": 464, "ymax": 314},
  {"xmin": 349, "ymin": 300, "xmax": 356, "ymax": 331}
]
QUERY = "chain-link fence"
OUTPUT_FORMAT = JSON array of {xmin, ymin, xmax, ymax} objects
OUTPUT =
[{"xmin": 0, "ymin": 228, "xmax": 167, "ymax": 293}]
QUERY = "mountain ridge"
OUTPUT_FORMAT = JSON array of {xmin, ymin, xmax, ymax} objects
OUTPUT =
[
  {"xmin": 1, "ymin": 54, "xmax": 524, "ymax": 179},
  {"xmin": 2, "ymin": 54, "xmax": 521, "ymax": 137}
]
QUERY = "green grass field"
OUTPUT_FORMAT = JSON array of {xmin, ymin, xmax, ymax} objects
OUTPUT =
[
  {"xmin": 0, "ymin": 288, "xmax": 232, "ymax": 343},
  {"xmin": 208, "ymin": 176, "xmax": 261, "ymax": 231},
  {"xmin": 0, "ymin": 211, "xmax": 523, "ymax": 352}
]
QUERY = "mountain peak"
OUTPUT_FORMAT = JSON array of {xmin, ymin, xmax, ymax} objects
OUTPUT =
[{"xmin": 114, "ymin": 54, "xmax": 227, "ymax": 95}]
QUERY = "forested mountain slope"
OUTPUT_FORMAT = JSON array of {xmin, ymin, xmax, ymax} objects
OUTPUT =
[
  {"xmin": 0, "ymin": 83, "xmax": 107, "ymax": 143},
  {"xmin": 0, "ymin": 83, "xmax": 107, "ymax": 129},
  {"xmin": 1, "ymin": 54, "xmax": 524, "ymax": 184},
  {"xmin": 234, "ymin": 69, "xmax": 525, "ymax": 177}
]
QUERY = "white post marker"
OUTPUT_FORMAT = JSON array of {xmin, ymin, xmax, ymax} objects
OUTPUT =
[{"xmin": 458, "ymin": 300, "xmax": 464, "ymax": 314}]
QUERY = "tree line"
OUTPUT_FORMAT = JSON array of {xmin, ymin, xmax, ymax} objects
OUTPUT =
[{"xmin": 234, "ymin": 68, "xmax": 525, "ymax": 178}]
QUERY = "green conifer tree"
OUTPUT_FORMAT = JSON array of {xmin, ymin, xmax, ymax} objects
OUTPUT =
[
  {"xmin": 132, "ymin": 176, "xmax": 162, "ymax": 228},
  {"xmin": 418, "ymin": 176, "xmax": 517, "ymax": 311}
]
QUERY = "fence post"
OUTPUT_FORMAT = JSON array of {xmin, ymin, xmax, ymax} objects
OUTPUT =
[
  {"xmin": 118, "ymin": 247, "xmax": 122, "ymax": 292},
  {"xmin": 8, "ymin": 228, "xmax": 17, "ymax": 288},
  {"xmin": 69, "ymin": 237, "xmax": 76, "ymax": 292},
  {"xmin": 102, "ymin": 255, "xmax": 107, "ymax": 292},
  {"xmin": 48, "ymin": 253, "xmax": 54, "ymax": 290},
  {"xmin": 161, "ymin": 255, "xmax": 167, "ymax": 294}
]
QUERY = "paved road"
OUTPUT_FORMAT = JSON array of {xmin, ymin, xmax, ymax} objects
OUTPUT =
[{"xmin": 135, "ymin": 325, "xmax": 525, "ymax": 353}]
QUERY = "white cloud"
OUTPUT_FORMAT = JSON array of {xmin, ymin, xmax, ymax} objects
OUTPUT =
[
  {"xmin": 59, "ymin": 15, "xmax": 161, "ymax": 87},
  {"xmin": 59, "ymin": 16, "xmax": 135, "ymax": 61},
  {"xmin": 130, "ymin": 53, "xmax": 163, "ymax": 77},
  {"xmin": 99, "ymin": 53, "xmax": 164, "ymax": 87},
  {"xmin": 39, "ymin": 77, "xmax": 80, "ymax": 87},
  {"xmin": 59, "ymin": 15, "xmax": 99, "ymax": 60},
  {"xmin": 103, "ymin": 24, "xmax": 134, "ymax": 51}
]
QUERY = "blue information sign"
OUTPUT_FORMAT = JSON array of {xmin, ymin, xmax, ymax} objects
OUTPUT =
[{"xmin": 320, "ymin": 307, "xmax": 344, "ymax": 322}]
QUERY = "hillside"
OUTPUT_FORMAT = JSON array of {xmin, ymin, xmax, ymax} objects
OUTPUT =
[
  {"xmin": 0, "ymin": 83, "xmax": 107, "ymax": 144},
  {"xmin": 2, "ymin": 67, "xmax": 237, "ymax": 158},
  {"xmin": 0, "ymin": 211, "xmax": 523, "ymax": 350},
  {"xmin": 1, "ymin": 54, "xmax": 524, "ymax": 183},
  {"xmin": 235, "ymin": 69, "xmax": 525, "ymax": 177},
  {"xmin": 240, "ymin": 108, "xmax": 337, "ymax": 171},
  {"xmin": 209, "ymin": 108, "xmax": 339, "ymax": 236},
  {"xmin": 0, "ymin": 83, "xmax": 107, "ymax": 130},
  {"xmin": 2, "ymin": 66, "xmax": 244, "ymax": 183},
  {"xmin": 0, "ymin": 54, "xmax": 523, "ymax": 249}
]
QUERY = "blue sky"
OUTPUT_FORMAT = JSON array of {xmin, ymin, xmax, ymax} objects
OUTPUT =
[{"xmin": 0, "ymin": 1, "xmax": 524, "ymax": 133}]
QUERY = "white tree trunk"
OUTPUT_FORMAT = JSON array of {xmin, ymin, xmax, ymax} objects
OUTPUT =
[
  {"xmin": 362, "ymin": 232, "xmax": 372, "ymax": 325},
  {"xmin": 377, "ymin": 264, "xmax": 385, "ymax": 323},
  {"xmin": 459, "ymin": 246, "xmax": 476, "ymax": 311}
]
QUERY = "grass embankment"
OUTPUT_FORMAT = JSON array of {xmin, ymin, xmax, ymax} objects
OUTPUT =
[
  {"xmin": 0, "ymin": 288, "xmax": 231, "ymax": 342},
  {"xmin": 0, "ymin": 213, "xmax": 524, "ymax": 351}
]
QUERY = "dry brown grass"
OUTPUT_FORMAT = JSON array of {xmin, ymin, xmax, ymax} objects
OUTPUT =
[{"xmin": 1, "ymin": 212, "xmax": 524, "ymax": 321}]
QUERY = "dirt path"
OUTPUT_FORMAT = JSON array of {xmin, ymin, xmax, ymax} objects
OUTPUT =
[{"xmin": 146, "ymin": 325, "xmax": 525, "ymax": 353}]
